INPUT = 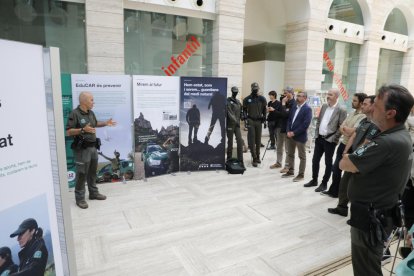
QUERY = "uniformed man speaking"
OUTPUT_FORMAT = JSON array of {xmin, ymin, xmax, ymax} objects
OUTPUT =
[
  {"xmin": 243, "ymin": 82, "xmax": 267, "ymax": 167},
  {"xmin": 66, "ymin": 91, "xmax": 116, "ymax": 209},
  {"xmin": 340, "ymin": 84, "xmax": 414, "ymax": 276}
]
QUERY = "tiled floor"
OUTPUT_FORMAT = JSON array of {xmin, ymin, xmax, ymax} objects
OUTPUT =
[{"xmin": 69, "ymin": 134, "xmax": 404, "ymax": 275}]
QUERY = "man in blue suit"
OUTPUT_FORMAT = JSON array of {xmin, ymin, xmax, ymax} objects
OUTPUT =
[{"xmin": 282, "ymin": 91, "xmax": 313, "ymax": 181}]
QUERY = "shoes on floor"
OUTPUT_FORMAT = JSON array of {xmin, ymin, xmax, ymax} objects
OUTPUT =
[
  {"xmin": 280, "ymin": 167, "xmax": 289, "ymax": 173},
  {"xmin": 267, "ymin": 145, "xmax": 275, "ymax": 150},
  {"xmin": 381, "ymin": 249, "xmax": 392, "ymax": 266},
  {"xmin": 327, "ymin": 207, "xmax": 348, "ymax": 217},
  {"xmin": 89, "ymin": 193, "xmax": 107, "ymax": 200},
  {"xmin": 260, "ymin": 143, "xmax": 265, "ymax": 147},
  {"xmin": 252, "ymin": 160, "xmax": 258, "ymax": 167},
  {"xmin": 314, "ymin": 184, "xmax": 327, "ymax": 192},
  {"xmin": 256, "ymin": 158, "xmax": 261, "ymax": 164},
  {"xmin": 293, "ymin": 174, "xmax": 304, "ymax": 182},
  {"xmin": 304, "ymin": 179, "xmax": 317, "ymax": 187},
  {"xmin": 282, "ymin": 171, "xmax": 295, "ymax": 178},
  {"xmin": 270, "ymin": 163, "xmax": 282, "ymax": 169},
  {"xmin": 321, "ymin": 191, "xmax": 338, "ymax": 198},
  {"xmin": 76, "ymin": 200, "xmax": 88, "ymax": 209}
]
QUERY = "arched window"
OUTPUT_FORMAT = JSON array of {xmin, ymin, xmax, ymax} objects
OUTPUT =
[
  {"xmin": 328, "ymin": 0, "xmax": 364, "ymax": 25},
  {"xmin": 384, "ymin": 8, "xmax": 408, "ymax": 35}
]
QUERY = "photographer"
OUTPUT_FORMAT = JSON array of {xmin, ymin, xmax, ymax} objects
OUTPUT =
[
  {"xmin": 66, "ymin": 92, "xmax": 116, "ymax": 209},
  {"xmin": 340, "ymin": 84, "xmax": 414, "ymax": 276}
]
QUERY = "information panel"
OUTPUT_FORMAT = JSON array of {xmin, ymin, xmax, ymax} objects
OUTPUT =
[
  {"xmin": 180, "ymin": 77, "xmax": 227, "ymax": 171},
  {"xmin": 132, "ymin": 75, "xmax": 180, "ymax": 178},
  {"xmin": 0, "ymin": 39, "xmax": 64, "ymax": 275}
]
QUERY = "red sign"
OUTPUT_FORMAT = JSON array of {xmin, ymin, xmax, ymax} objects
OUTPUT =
[
  {"xmin": 323, "ymin": 51, "xmax": 349, "ymax": 101},
  {"xmin": 162, "ymin": 36, "xmax": 201, "ymax": 76}
]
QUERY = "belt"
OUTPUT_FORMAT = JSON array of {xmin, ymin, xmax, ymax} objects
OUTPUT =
[{"xmin": 248, "ymin": 117, "xmax": 263, "ymax": 121}]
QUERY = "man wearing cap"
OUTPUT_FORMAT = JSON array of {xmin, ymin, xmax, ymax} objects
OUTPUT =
[
  {"xmin": 66, "ymin": 91, "xmax": 116, "ymax": 209},
  {"xmin": 0, "ymin": 247, "xmax": 18, "ymax": 275},
  {"xmin": 226, "ymin": 86, "xmax": 244, "ymax": 164},
  {"xmin": 243, "ymin": 82, "xmax": 267, "ymax": 167},
  {"xmin": 9, "ymin": 218, "xmax": 48, "ymax": 276}
]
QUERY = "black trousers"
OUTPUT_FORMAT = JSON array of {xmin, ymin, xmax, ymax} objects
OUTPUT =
[
  {"xmin": 311, "ymin": 136, "xmax": 337, "ymax": 184},
  {"xmin": 247, "ymin": 118, "xmax": 262, "ymax": 159},
  {"xmin": 351, "ymin": 227, "xmax": 383, "ymax": 276},
  {"xmin": 226, "ymin": 123, "xmax": 243, "ymax": 162},
  {"xmin": 267, "ymin": 121, "xmax": 277, "ymax": 146},
  {"xmin": 327, "ymin": 142, "xmax": 346, "ymax": 196}
]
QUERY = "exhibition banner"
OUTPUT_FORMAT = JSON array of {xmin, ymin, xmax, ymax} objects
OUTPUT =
[
  {"xmin": 0, "ymin": 39, "xmax": 64, "ymax": 275},
  {"xmin": 71, "ymin": 74, "xmax": 134, "ymax": 182},
  {"xmin": 180, "ymin": 77, "xmax": 227, "ymax": 171},
  {"xmin": 61, "ymin": 73, "xmax": 76, "ymax": 188},
  {"xmin": 132, "ymin": 75, "xmax": 180, "ymax": 178}
]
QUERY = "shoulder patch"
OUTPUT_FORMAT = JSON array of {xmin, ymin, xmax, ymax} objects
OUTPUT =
[
  {"xmin": 33, "ymin": 250, "xmax": 42, "ymax": 259},
  {"xmin": 2, "ymin": 270, "xmax": 10, "ymax": 276},
  {"xmin": 354, "ymin": 141, "xmax": 377, "ymax": 156},
  {"xmin": 248, "ymin": 99, "xmax": 251, "ymax": 103}
]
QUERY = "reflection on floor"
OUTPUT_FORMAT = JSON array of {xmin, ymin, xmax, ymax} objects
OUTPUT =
[{"xmin": 69, "ymin": 134, "xmax": 403, "ymax": 275}]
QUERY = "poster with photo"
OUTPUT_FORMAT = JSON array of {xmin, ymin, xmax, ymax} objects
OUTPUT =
[
  {"xmin": 0, "ymin": 39, "xmax": 64, "ymax": 275},
  {"xmin": 180, "ymin": 77, "xmax": 227, "ymax": 171},
  {"xmin": 71, "ymin": 74, "xmax": 134, "ymax": 183},
  {"xmin": 132, "ymin": 75, "xmax": 180, "ymax": 179}
]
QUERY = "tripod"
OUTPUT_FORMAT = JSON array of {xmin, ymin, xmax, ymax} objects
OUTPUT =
[
  {"xmin": 382, "ymin": 201, "xmax": 407, "ymax": 275},
  {"xmin": 261, "ymin": 139, "xmax": 271, "ymax": 161}
]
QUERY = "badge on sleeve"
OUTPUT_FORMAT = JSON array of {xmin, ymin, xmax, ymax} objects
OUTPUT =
[
  {"xmin": 33, "ymin": 250, "xmax": 42, "ymax": 259},
  {"xmin": 354, "ymin": 141, "xmax": 377, "ymax": 156}
]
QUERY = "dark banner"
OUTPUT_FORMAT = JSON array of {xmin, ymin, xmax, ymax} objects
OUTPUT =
[{"xmin": 180, "ymin": 77, "xmax": 227, "ymax": 171}]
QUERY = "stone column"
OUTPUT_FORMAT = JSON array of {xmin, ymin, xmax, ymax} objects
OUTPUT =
[
  {"xmin": 85, "ymin": 0, "xmax": 124, "ymax": 74},
  {"xmin": 284, "ymin": 18, "xmax": 326, "ymax": 91},
  {"xmin": 355, "ymin": 34, "xmax": 381, "ymax": 94},
  {"xmin": 213, "ymin": 0, "xmax": 246, "ymax": 96},
  {"xmin": 401, "ymin": 40, "xmax": 414, "ymax": 93}
]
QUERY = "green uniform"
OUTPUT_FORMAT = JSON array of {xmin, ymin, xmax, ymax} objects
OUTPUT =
[
  {"xmin": 348, "ymin": 124, "xmax": 412, "ymax": 276},
  {"xmin": 243, "ymin": 94, "xmax": 267, "ymax": 160},
  {"xmin": 66, "ymin": 106, "xmax": 100, "ymax": 202},
  {"xmin": 226, "ymin": 96, "xmax": 243, "ymax": 162}
]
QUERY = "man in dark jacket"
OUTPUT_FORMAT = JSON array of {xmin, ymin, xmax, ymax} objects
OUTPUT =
[
  {"xmin": 283, "ymin": 91, "xmax": 312, "ymax": 182},
  {"xmin": 266, "ymin": 90, "xmax": 283, "ymax": 150}
]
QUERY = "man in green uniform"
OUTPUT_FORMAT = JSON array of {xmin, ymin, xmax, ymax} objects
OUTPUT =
[
  {"xmin": 66, "ymin": 92, "xmax": 116, "ymax": 209},
  {"xmin": 340, "ymin": 84, "xmax": 414, "ymax": 276},
  {"xmin": 226, "ymin": 86, "xmax": 243, "ymax": 165},
  {"xmin": 243, "ymin": 82, "xmax": 267, "ymax": 167}
]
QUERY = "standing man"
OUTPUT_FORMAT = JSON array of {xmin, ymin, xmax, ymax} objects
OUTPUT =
[
  {"xmin": 266, "ymin": 91, "xmax": 283, "ymax": 150},
  {"xmin": 66, "ymin": 91, "xmax": 116, "ymax": 209},
  {"xmin": 340, "ymin": 84, "xmax": 414, "ymax": 276},
  {"xmin": 282, "ymin": 91, "xmax": 312, "ymax": 181},
  {"xmin": 243, "ymin": 82, "xmax": 267, "ymax": 167},
  {"xmin": 303, "ymin": 89, "xmax": 347, "ymax": 189},
  {"xmin": 328, "ymin": 95, "xmax": 380, "ymax": 217},
  {"xmin": 276, "ymin": 86, "xmax": 296, "ymax": 171},
  {"xmin": 186, "ymin": 104, "xmax": 200, "ymax": 144},
  {"xmin": 226, "ymin": 86, "xmax": 244, "ymax": 165},
  {"xmin": 321, "ymin": 92, "xmax": 366, "ymax": 195}
]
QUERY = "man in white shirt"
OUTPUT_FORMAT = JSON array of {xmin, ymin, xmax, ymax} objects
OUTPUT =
[{"xmin": 304, "ymin": 89, "xmax": 347, "ymax": 189}]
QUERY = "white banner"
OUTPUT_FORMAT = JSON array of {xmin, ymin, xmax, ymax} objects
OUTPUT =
[
  {"xmin": 71, "ymin": 74, "xmax": 134, "ymax": 182},
  {"xmin": 0, "ymin": 39, "xmax": 64, "ymax": 275},
  {"xmin": 132, "ymin": 75, "xmax": 180, "ymax": 178}
]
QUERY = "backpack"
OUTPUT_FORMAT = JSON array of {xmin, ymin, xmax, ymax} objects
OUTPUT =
[{"xmin": 225, "ymin": 158, "xmax": 246, "ymax": 174}]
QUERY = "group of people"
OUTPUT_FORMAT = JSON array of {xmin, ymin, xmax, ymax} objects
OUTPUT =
[
  {"xmin": 0, "ymin": 218, "xmax": 48, "ymax": 276},
  {"xmin": 257, "ymin": 84, "xmax": 414, "ymax": 275}
]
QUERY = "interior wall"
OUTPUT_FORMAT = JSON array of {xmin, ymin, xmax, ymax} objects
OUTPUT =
[
  {"xmin": 242, "ymin": 61, "xmax": 265, "ymax": 100},
  {"xmin": 264, "ymin": 61, "xmax": 285, "ymax": 97},
  {"xmin": 244, "ymin": 0, "xmax": 286, "ymax": 44}
]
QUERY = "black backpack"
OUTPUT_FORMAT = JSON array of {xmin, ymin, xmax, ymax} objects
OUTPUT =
[{"xmin": 225, "ymin": 158, "xmax": 246, "ymax": 174}]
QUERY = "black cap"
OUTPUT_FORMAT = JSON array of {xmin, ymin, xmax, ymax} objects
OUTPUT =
[
  {"xmin": 10, "ymin": 218, "xmax": 38, "ymax": 238},
  {"xmin": 0, "ymin": 246, "xmax": 11, "ymax": 257},
  {"xmin": 231, "ymin": 86, "xmax": 239, "ymax": 93},
  {"xmin": 251, "ymin": 82, "xmax": 259, "ymax": 90}
]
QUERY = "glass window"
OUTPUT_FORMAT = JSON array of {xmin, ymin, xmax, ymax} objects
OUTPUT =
[
  {"xmin": 376, "ymin": 49, "xmax": 403, "ymax": 90},
  {"xmin": 124, "ymin": 9, "xmax": 213, "ymax": 77},
  {"xmin": 384, "ymin": 8, "xmax": 408, "ymax": 35},
  {"xmin": 0, "ymin": 0, "xmax": 87, "ymax": 73},
  {"xmin": 328, "ymin": 0, "xmax": 364, "ymax": 25},
  {"xmin": 322, "ymin": 39, "xmax": 361, "ymax": 111}
]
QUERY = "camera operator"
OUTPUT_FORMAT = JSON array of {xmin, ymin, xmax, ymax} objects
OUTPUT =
[
  {"xmin": 340, "ymin": 84, "xmax": 414, "ymax": 276},
  {"xmin": 66, "ymin": 91, "xmax": 116, "ymax": 209},
  {"xmin": 243, "ymin": 82, "xmax": 267, "ymax": 167}
]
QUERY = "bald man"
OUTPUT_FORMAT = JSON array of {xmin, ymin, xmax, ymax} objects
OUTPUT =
[{"xmin": 66, "ymin": 92, "xmax": 116, "ymax": 209}]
